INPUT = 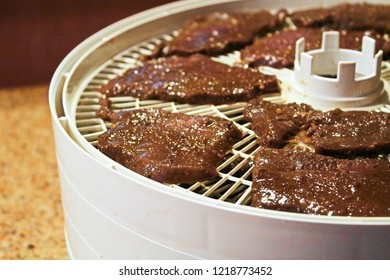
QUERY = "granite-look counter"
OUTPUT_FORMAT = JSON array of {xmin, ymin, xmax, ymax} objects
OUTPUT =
[{"xmin": 0, "ymin": 85, "xmax": 68, "ymax": 259}]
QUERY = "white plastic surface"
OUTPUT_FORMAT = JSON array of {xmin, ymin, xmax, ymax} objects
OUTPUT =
[
  {"xmin": 59, "ymin": 161, "xmax": 200, "ymax": 259},
  {"xmin": 64, "ymin": 211, "xmax": 101, "ymax": 260},
  {"xmin": 293, "ymin": 31, "xmax": 384, "ymax": 108}
]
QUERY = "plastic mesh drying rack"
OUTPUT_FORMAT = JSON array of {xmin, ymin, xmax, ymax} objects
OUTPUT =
[{"xmin": 68, "ymin": 1, "xmax": 390, "ymax": 209}]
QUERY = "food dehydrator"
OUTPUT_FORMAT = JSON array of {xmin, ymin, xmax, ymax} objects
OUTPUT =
[{"xmin": 49, "ymin": 0, "xmax": 390, "ymax": 259}]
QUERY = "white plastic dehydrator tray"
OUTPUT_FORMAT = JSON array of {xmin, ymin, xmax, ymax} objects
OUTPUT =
[{"xmin": 49, "ymin": 0, "xmax": 390, "ymax": 259}]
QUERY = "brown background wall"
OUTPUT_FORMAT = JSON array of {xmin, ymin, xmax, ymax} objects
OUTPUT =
[{"xmin": 0, "ymin": 0, "xmax": 175, "ymax": 88}]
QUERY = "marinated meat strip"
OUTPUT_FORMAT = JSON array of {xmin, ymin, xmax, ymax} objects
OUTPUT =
[
  {"xmin": 97, "ymin": 109, "xmax": 242, "ymax": 184},
  {"xmin": 153, "ymin": 10, "xmax": 287, "ymax": 57},
  {"xmin": 243, "ymin": 99, "xmax": 315, "ymax": 148},
  {"xmin": 99, "ymin": 54, "xmax": 279, "ymax": 108},
  {"xmin": 244, "ymin": 100, "xmax": 390, "ymax": 156},
  {"xmin": 96, "ymin": 98, "xmax": 112, "ymax": 120},
  {"xmin": 252, "ymin": 148, "xmax": 390, "ymax": 216},
  {"xmin": 240, "ymin": 28, "xmax": 390, "ymax": 68},
  {"xmin": 290, "ymin": 3, "xmax": 390, "ymax": 33},
  {"xmin": 304, "ymin": 109, "xmax": 390, "ymax": 157}
]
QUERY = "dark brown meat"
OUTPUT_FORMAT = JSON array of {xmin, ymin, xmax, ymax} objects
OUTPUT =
[
  {"xmin": 244, "ymin": 100, "xmax": 390, "ymax": 156},
  {"xmin": 304, "ymin": 109, "xmax": 390, "ymax": 157},
  {"xmin": 240, "ymin": 28, "xmax": 390, "ymax": 68},
  {"xmin": 99, "ymin": 54, "xmax": 279, "ymax": 105},
  {"xmin": 290, "ymin": 3, "xmax": 390, "ymax": 33},
  {"xmin": 154, "ymin": 10, "xmax": 287, "ymax": 57},
  {"xmin": 244, "ymin": 99, "xmax": 315, "ymax": 148},
  {"xmin": 95, "ymin": 98, "xmax": 112, "ymax": 120},
  {"xmin": 97, "ymin": 109, "xmax": 242, "ymax": 184},
  {"xmin": 252, "ymin": 148, "xmax": 390, "ymax": 216}
]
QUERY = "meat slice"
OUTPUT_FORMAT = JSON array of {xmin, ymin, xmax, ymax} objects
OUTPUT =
[
  {"xmin": 290, "ymin": 3, "xmax": 390, "ymax": 33},
  {"xmin": 99, "ymin": 54, "xmax": 279, "ymax": 106},
  {"xmin": 240, "ymin": 28, "xmax": 390, "ymax": 68},
  {"xmin": 97, "ymin": 109, "xmax": 242, "ymax": 184},
  {"xmin": 154, "ymin": 10, "xmax": 287, "ymax": 57},
  {"xmin": 304, "ymin": 109, "xmax": 390, "ymax": 157},
  {"xmin": 244, "ymin": 100, "xmax": 390, "ymax": 156},
  {"xmin": 243, "ymin": 99, "xmax": 315, "ymax": 148},
  {"xmin": 252, "ymin": 148, "xmax": 390, "ymax": 216},
  {"xmin": 95, "ymin": 98, "xmax": 112, "ymax": 120}
]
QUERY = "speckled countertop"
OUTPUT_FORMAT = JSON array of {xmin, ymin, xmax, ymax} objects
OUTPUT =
[{"xmin": 0, "ymin": 85, "xmax": 68, "ymax": 259}]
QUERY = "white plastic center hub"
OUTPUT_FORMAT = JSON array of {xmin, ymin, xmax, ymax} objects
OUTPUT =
[{"xmin": 292, "ymin": 31, "xmax": 384, "ymax": 108}]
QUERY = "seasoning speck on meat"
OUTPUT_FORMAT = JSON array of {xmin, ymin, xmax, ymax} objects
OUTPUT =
[
  {"xmin": 252, "ymin": 148, "xmax": 390, "ymax": 217},
  {"xmin": 100, "ymin": 54, "xmax": 279, "ymax": 106},
  {"xmin": 97, "ymin": 109, "xmax": 242, "ymax": 184}
]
